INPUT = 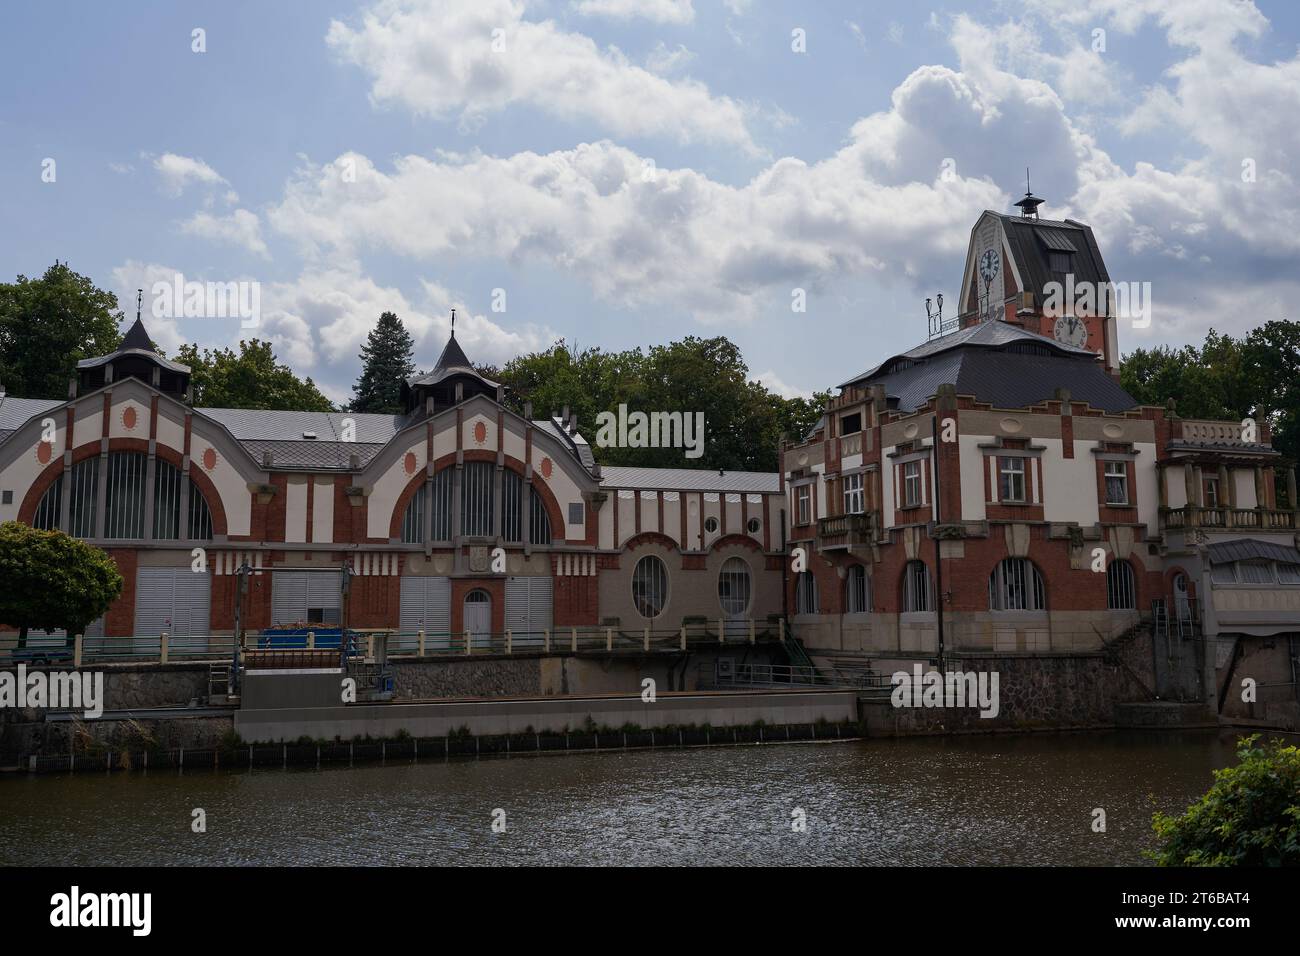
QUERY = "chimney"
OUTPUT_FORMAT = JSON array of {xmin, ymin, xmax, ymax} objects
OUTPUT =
[
  {"xmin": 348, "ymin": 452, "xmax": 360, "ymax": 470},
  {"xmin": 261, "ymin": 450, "xmax": 273, "ymax": 468},
  {"xmin": 568, "ymin": 413, "xmax": 577, "ymax": 435}
]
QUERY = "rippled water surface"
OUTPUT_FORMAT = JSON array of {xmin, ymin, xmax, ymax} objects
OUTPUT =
[{"xmin": 0, "ymin": 731, "xmax": 1240, "ymax": 865}]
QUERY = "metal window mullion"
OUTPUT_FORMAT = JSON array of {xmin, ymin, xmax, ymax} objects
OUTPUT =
[{"xmin": 143, "ymin": 453, "xmax": 158, "ymax": 541}]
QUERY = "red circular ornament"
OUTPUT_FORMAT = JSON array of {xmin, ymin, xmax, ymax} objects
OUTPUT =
[
  {"xmin": 202, "ymin": 447, "xmax": 217, "ymax": 471},
  {"xmin": 540, "ymin": 457, "xmax": 553, "ymax": 479},
  {"xmin": 404, "ymin": 452, "xmax": 417, "ymax": 475},
  {"xmin": 122, "ymin": 406, "xmax": 138, "ymax": 430},
  {"xmin": 36, "ymin": 442, "xmax": 52, "ymax": 465},
  {"xmin": 473, "ymin": 421, "xmax": 487, "ymax": 445}
]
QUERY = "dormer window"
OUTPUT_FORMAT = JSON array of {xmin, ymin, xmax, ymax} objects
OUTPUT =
[{"xmin": 1049, "ymin": 251, "xmax": 1073, "ymax": 273}]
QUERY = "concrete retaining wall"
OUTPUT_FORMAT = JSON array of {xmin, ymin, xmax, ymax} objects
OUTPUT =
[{"xmin": 235, "ymin": 689, "xmax": 859, "ymax": 742}]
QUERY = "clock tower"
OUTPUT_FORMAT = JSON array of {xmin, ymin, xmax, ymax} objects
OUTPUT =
[{"xmin": 956, "ymin": 189, "xmax": 1119, "ymax": 374}]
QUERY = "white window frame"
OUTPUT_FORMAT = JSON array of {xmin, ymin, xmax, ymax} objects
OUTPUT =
[
  {"xmin": 998, "ymin": 456, "xmax": 1026, "ymax": 503},
  {"xmin": 902, "ymin": 461, "xmax": 922, "ymax": 508},
  {"xmin": 843, "ymin": 472, "xmax": 864, "ymax": 515},
  {"xmin": 795, "ymin": 484, "xmax": 811, "ymax": 525},
  {"xmin": 1104, "ymin": 461, "xmax": 1129, "ymax": 506}
]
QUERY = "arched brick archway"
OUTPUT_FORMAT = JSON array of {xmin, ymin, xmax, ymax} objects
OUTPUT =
[{"xmin": 707, "ymin": 533, "xmax": 763, "ymax": 555}]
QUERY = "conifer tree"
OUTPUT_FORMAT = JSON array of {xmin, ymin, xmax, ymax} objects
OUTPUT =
[{"xmin": 352, "ymin": 311, "xmax": 415, "ymax": 413}]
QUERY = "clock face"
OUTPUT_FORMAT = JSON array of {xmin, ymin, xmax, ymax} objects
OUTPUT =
[
  {"xmin": 979, "ymin": 248, "xmax": 999, "ymax": 284},
  {"xmin": 1054, "ymin": 315, "xmax": 1089, "ymax": 348}
]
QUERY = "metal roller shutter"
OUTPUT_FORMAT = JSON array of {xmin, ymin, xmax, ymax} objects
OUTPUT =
[
  {"xmin": 134, "ymin": 568, "xmax": 211, "ymax": 636},
  {"xmin": 270, "ymin": 571, "xmax": 341, "ymax": 627},
  {"xmin": 399, "ymin": 576, "xmax": 451, "ymax": 650},
  {"xmin": 505, "ymin": 576, "xmax": 552, "ymax": 647}
]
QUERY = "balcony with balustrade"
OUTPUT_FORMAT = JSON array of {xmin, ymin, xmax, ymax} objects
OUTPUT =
[
  {"xmin": 1159, "ymin": 506, "xmax": 1297, "ymax": 532},
  {"xmin": 816, "ymin": 511, "xmax": 876, "ymax": 550}
]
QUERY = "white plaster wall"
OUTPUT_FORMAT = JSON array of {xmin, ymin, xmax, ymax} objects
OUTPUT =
[
  {"xmin": 312, "ymin": 476, "xmax": 334, "ymax": 543},
  {"xmin": 367, "ymin": 437, "xmax": 425, "ymax": 539},
  {"xmin": 107, "ymin": 397, "xmax": 149, "ymax": 440},
  {"xmin": 285, "ymin": 477, "xmax": 308, "ymax": 543},
  {"xmin": 190, "ymin": 432, "xmax": 251, "ymax": 536},
  {"xmin": 1039, "ymin": 438, "xmax": 1099, "ymax": 526},
  {"xmin": 663, "ymin": 494, "xmax": 682, "ymax": 546},
  {"xmin": 959, "ymin": 434, "xmax": 986, "ymax": 521},
  {"xmin": 1134, "ymin": 442, "xmax": 1159, "ymax": 534}
]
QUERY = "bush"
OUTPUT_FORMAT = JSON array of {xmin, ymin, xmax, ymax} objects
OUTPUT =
[{"xmin": 1151, "ymin": 735, "xmax": 1300, "ymax": 866}]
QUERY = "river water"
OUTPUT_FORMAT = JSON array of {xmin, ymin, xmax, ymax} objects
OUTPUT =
[{"xmin": 0, "ymin": 730, "xmax": 1241, "ymax": 866}]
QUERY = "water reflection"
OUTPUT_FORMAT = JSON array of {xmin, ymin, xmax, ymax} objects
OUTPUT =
[{"xmin": 0, "ymin": 731, "xmax": 1239, "ymax": 866}]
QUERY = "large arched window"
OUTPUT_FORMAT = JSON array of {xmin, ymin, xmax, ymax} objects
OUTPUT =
[
  {"xmin": 845, "ymin": 565, "xmax": 870, "ymax": 613},
  {"xmin": 718, "ymin": 557, "xmax": 751, "ymax": 616},
  {"xmin": 402, "ymin": 470, "xmax": 453, "ymax": 543},
  {"xmin": 902, "ymin": 560, "xmax": 932, "ymax": 612},
  {"xmin": 989, "ymin": 558, "xmax": 1045, "ymax": 611},
  {"xmin": 461, "ymin": 462, "xmax": 494, "ymax": 537},
  {"xmin": 152, "ymin": 460, "xmax": 213, "ymax": 540},
  {"xmin": 31, "ymin": 455, "xmax": 210, "ymax": 540},
  {"xmin": 1107, "ymin": 558, "xmax": 1136, "ymax": 610},
  {"xmin": 529, "ymin": 486, "xmax": 552, "ymax": 545},
  {"xmin": 632, "ymin": 554, "xmax": 668, "ymax": 618},
  {"xmin": 795, "ymin": 571, "xmax": 819, "ymax": 614},
  {"xmin": 104, "ymin": 451, "xmax": 147, "ymax": 538}
]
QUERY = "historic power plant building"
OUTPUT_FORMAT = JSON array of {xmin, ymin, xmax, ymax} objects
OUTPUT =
[
  {"xmin": 783, "ymin": 194, "xmax": 1299, "ymax": 719},
  {"xmin": 1, "ymin": 192, "xmax": 1296, "ymax": 721},
  {"xmin": 0, "ymin": 321, "xmax": 784, "ymax": 646}
]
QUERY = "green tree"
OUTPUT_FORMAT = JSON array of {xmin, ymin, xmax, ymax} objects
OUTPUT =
[
  {"xmin": 493, "ymin": 335, "xmax": 821, "ymax": 472},
  {"xmin": 351, "ymin": 311, "xmax": 416, "ymax": 413},
  {"xmin": 0, "ymin": 263, "xmax": 123, "ymax": 399},
  {"xmin": 0, "ymin": 521, "xmax": 123, "ymax": 649},
  {"xmin": 177, "ymin": 339, "xmax": 335, "ymax": 411},
  {"xmin": 1151, "ymin": 735, "xmax": 1300, "ymax": 866}
]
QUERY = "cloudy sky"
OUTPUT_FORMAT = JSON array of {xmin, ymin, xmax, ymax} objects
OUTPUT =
[{"xmin": 2, "ymin": 0, "xmax": 1298, "ymax": 404}]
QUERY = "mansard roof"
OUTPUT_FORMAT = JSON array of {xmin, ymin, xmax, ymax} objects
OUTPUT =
[{"xmin": 840, "ymin": 321, "xmax": 1137, "ymax": 414}]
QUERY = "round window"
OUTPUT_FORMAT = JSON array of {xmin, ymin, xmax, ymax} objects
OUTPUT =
[
  {"xmin": 746, "ymin": 517, "xmax": 761, "ymax": 534},
  {"xmin": 704, "ymin": 516, "xmax": 719, "ymax": 534}
]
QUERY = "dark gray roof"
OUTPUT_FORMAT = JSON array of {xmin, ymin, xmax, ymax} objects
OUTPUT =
[
  {"xmin": 841, "ymin": 320, "xmax": 1094, "ymax": 387},
  {"xmin": 408, "ymin": 332, "xmax": 500, "ymax": 389},
  {"xmin": 197, "ymin": 408, "xmax": 404, "ymax": 443},
  {"xmin": 535, "ymin": 418, "xmax": 596, "ymax": 471},
  {"xmin": 999, "ymin": 214, "xmax": 1110, "ymax": 305},
  {"xmin": 76, "ymin": 318, "xmax": 190, "ymax": 374},
  {"xmin": 1207, "ymin": 539, "xmax": 1300, "ymax": 566},
  {"xmin": 600, "ymin": 466, "xmax": 779, "ymax": 493},
  {"xmin": 196, "ymin": 408, "xmax": 406, "ymax": 471},
  {"xmin": 0, "ymin": 395, "xmax": 64, "ymax": 446},
  {"xmin": 836, "ymin": 321, "xmax": 1133, "ymax": 414}
]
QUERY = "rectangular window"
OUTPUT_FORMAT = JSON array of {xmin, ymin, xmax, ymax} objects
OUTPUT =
[
  {"xmin": 902, "ymin": 461, "xmax": 922, "ymax": 508},
  {"xmin": 1049, "ymin": 251, "xmax": 1073, "ymax": 273},
  {"xmin": 460, "ymin": 462, "xmax": 494, "ymax": 537},
  {"xmin": 796, "ymin": 485, "xmax": 811, "ymax": 525},
  {"xmin": 1211, "ymin": 564, "xmax": 1237, "ymax": 585},
  {"xmin": 1204, "ymin": 477, "xmax": 1220, "ymax": 508},
  {"xmin": 568, "ymin": 501, "xmax": 585, "ymax": 526},
  {"xmin": 843, "ymin": 473, "xmax": 864, "ymax": 515},
  {"xmin": 1238, "ymin": 561, "xmax": 1274, "ymax": 585},
  {"xmin": 1104, "ymin": 461, "xmax": 1129, "ymax": 505},
  {"xmin": 1277, "ymin": 564, "xmax": 1300, "ymax": 585},
  {"xmin": 840, "ymin": 412, "xmax": 862, "ymax": 435},
  {"xmin": 998, "ymin": 457, "xmax": 1026, "ymax": 503}
]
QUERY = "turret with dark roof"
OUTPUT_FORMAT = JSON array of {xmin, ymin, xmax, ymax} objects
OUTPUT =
[
  {"xmin": 400, "ymin": 316, "xmax": 501, "ymax": 414},
  {"xmin": 75, "ymin": 309, "xmax": 190, "ymax": 399}
]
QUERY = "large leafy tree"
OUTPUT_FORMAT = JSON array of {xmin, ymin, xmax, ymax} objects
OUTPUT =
[
  {"xmin": 0, "ymin": 521, "xmax": 123, "ymax": 648},
  {"xmin": 1121, "ymin": 321, "xmax": 1300, "ymax": 504},
  {"xmin": 493, "ymin": 335, "xmax": 823, "ymax": 472},
  {"xmin": 352, "ymin": 311, "xmax": 416, "ymax": 413},
  {"xmin": 0, "ymin": 263, "xmax": 123, "ymax": 399},
  {"xmin": 1151, "ymin": 735, "xmax": 1300, "ymax": 866},
  {"xmin": 176, "ymin": 339, "xmax": 335, "ymax": 411}
]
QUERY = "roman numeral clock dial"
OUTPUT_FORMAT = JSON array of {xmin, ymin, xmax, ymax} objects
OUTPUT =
[
  {"xmin": 1053, "ymin": 315, "xmax": 1089, "ymax": 348},
  {"xmin": 979, "ymin": 248, "xmax": 1000, "ymax": 323}
]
